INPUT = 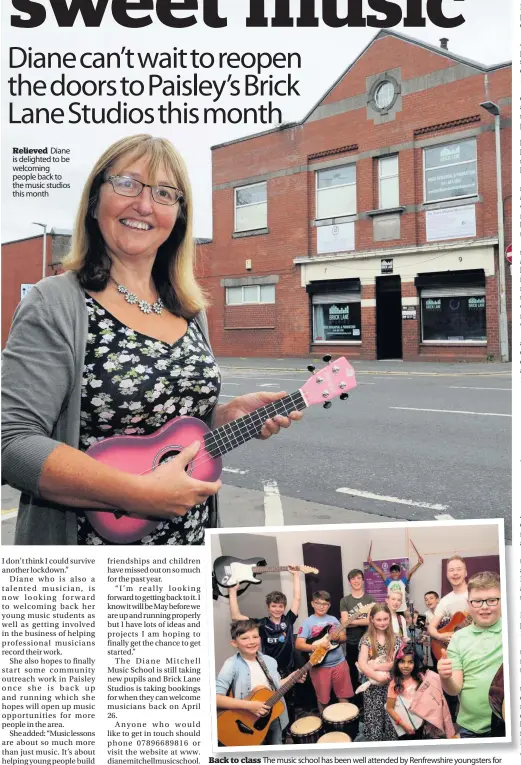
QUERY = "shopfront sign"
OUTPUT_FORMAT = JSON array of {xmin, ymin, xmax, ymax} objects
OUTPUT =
[
  {"xmin": 425, "ymin": 204, "xmax": 476, "ymax": 242},
  {"xmin": 402, "ymin": 305, "xmax": 417, "ymax": 320},
  {"xmin": 381, "ymin": 258, "xmax": 393, "ymax": 274}
]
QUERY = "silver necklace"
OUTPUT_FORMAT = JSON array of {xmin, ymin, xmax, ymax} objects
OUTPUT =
[{"xmin": 113, "ymin": 280, "xmax": 163, "ymax": 315}]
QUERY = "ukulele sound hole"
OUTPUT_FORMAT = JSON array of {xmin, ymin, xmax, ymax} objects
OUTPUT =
[{"xmin": 157, "ymin": 450, "xmax": 181, "ymax": 466}]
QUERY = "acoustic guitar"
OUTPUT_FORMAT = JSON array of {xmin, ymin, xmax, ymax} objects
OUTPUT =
[
  {"xmin": 431, "ymin": 611, "xmax": 472, "ymax": 661},
  {"xmin": 213, "ymin": 556, "xmax": 318, "ymax": 588},
  {"xmin": 85, "ymin": 356, "xmax": 357, "ymax": 543},
  {"xmin": 217, "ymin": 649, "xmax": 326, "ymax": 747}
]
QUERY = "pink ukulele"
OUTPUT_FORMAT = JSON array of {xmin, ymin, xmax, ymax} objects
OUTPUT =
[{"xmin": 85, "ymin": 356, "xmax": 357, "ymax": 543}]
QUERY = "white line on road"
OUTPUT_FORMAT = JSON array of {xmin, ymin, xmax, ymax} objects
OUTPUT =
[
  {"xmin": 219, "ymin": 394, "xmax": 234, "ymax": 398},
  {"xmin": 435, "ymin": 513, "xmax": 455, "ymax": 520},
  {"xmin": 448, "ymin": 386, "xmax": 511, "ymax": 391},
  {"xmin": 336, "ymin": 487, "xmax": 449, "ymax": 511},
  {"xmin": 221, "ymin": 382, "xmax": 240, "ymax": 386},
  {"xmin": 259, "ymin": 384, "xmax": 279, "ymax": 387},
  {"xmin": 222, "ymin": 467, "xmax": 249, "ymax": 475},
  {"xmin": 390, "ymin": 407, "xmax": 511, "ymax": 417},
  {"xmin": 263, "ymin": 480, "xmax": 284, "ymax": 526}
]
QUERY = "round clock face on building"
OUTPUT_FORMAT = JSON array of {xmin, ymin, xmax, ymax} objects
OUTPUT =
[{"xmin": 374, "ymin": 81, "xmax": 395, "ymax": 110}]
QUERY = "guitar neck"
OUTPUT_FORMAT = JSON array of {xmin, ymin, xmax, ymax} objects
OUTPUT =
[
  {"xmin": 253, "ymin": 566, "xmax": 293, "ymax": 574},
  {"xmin": 204, "ymin": 391, "xmax": 307, "ymax": 458},
  {"xmin": 264, "ymin": 660, "xmax": 313, "ymax": 709}
]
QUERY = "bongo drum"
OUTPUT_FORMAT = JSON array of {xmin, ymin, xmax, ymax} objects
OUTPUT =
[
  {"xmin": 290, "ymin": 716, "xmax": 323, "ymax": 744},
  {"xmin": 322, "ymin": 703, "xmax": 359, "ymax": 740},
  {"xmin": 317, "ymin": 731, "xmax": 352, "ymax": 744}
]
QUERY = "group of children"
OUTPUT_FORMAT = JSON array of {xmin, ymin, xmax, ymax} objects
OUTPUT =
[{"xmin": 215, "ymin": 554, "xmax": 503, "ymax": 746}]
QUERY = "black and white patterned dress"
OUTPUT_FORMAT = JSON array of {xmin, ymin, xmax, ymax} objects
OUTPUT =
[
  {"xmin": 77, "ymin": 296, "xmax": 221, "ymax": 546},
  {"xmin": 359, "ymin": 635, "xmax": 400, "ymax": 742}
]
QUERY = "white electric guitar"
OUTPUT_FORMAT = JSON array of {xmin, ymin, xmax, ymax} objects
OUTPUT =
[{"xmin": 213, "ymin": 556, "xmax": 318, "ymax": 587}]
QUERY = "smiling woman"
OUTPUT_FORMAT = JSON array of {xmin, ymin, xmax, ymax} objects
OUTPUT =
[{"xmin": 2, "ymin": 134, "xmax": 302, "ymax": 547}]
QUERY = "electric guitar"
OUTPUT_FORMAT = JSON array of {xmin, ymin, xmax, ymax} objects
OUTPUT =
[
  {"xmin": 304, "ymin": 603, "xmax": 374, "ymax": 650},
  {"xmin": 217, "ymin": 648, "xmax": 327, "ymax": 747},
  {"xmin": 431, "ymin": 612, "xmax": 472, "ymax": 661},
  {"xmin": 84, "ymin": 356, "xmax": 356, "ymax": 543},
  {"xmin": 213, "ymin": 556, "xmax": 318, "ymax": 588}
]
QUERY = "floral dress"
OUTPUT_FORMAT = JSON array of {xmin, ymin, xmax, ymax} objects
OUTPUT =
[
  {"xmin": 359, "ymin": 635, "xmax": 401, "ymax": 742},
  {"xmin": 77, "ymin": 296, "xmax": 221, "ymax": 545}
]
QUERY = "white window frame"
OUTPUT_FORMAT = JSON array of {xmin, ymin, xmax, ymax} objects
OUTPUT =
[
  {"xmin": 315, "ymin": 164, "xmax": 357, "ymax": 221},
  {"xmin": 378, "ymin": 155, "xmax": 399, "ymax": 209},
  {"xmin": 234, "ymin": 182, "xmax": 267, "ymax": 233},
  {"xmin": 225, "ymin": 284, "xmax": 275, "ymax": 305},
  {"xmin": 420, "ymin": 287, "xmax": 487, "ymax": 345},
  {"xmin": 423, "ymin": 138, "xmax": 478, "ymax": 205}
]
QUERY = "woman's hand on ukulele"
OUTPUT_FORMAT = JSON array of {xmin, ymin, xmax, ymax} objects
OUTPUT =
[
  {"xmin": 216, "ymin": 392, "xmax": 303, "ymax": 440},
  {"xmin": 137, "ymin": 440, "xmax": 221, "ymax": 517},
  {"xmin": 249, "ymin": 700, "xmax": 270, "ymax": 717}
]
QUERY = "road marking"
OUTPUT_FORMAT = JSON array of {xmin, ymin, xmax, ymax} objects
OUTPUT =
[
  {"xmin": 259, "ymin": 383, "xmax": 279, "ymax": 387},
  {"xmin": 219, "ymin": 394, "xmax": 235, "ymax": 398},
  {"xmin": 435, "ymin": 513, "xmax": 455, "ymax": 521},
  {"xmin": 448, "ymin": 386, "xmax": 511, "ymax": 391},
  {"xmin": 336, "ymin": 487, "xmax": 449, "ymax": 511},
  {"xmin": 390, "ymin": 406, "xmax": 511, "ymax": 417},
  {"xmin": 221, "ymin": 382, "xmax": 240, "ymax": 386},
  {"xmin": 263, "ymin": 480, "xmax": 284, "ymax": 526},
  {"xmin": 1, "ymin": 509, "xmax": 18, "ymax": 521},
  {"xmin": 222, "ymin": 467, "xmax": 249, "ymax": 475}
]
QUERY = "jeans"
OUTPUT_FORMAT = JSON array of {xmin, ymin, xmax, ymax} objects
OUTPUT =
[
  {"xmin": 458, "ymin": 726, "xmax": 492, "ymax": 739},
  {"xmin": 264, "ymin": 719, "xmax": 283, "ymax": 746}
]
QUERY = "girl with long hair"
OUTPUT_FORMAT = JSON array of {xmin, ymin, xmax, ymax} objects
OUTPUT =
[
  {"xmin": 357, "ymin": 603, "xmax": 401, "ymax": 741},
  {"xmin": 386, "ymin": 643, "xmax": 425, "ymax": 739}
]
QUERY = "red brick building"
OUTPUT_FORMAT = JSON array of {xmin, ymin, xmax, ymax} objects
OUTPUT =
[{"xmin": 197, "ymin": 31, "xmax": 512, "ymax": 361}]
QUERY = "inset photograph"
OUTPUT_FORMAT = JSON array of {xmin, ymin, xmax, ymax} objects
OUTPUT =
[{"xmin": 208, "ymin": 520, "xmax": 508, "ymax": 750}]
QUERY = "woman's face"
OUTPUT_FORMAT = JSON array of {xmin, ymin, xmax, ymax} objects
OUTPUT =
[{"xmin": 96, "ymin": 153, "xmax": 180, "ymax": 262}]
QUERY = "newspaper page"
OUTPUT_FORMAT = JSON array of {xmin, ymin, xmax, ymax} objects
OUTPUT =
[{"xmin": 1, "ymin": 2, "xmax": 518, "ymax": 765}]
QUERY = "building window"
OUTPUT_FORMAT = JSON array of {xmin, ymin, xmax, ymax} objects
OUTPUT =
[
  {"xmin": 311, "ymin": 286, "xmax": 361, "ymax": 342},
  {"xmin": 420, "ymin": 288, "xmax": 486, "ymax": 343},
  {"xmin": 234, "ymin": 182, "xmax": 267, "ymax": 232},
  {"xmin": 423, "ymin": 139, "xmax": 477, "ymax": 204},
  {"xmin": 379, "ymin": 155, "xmax": 399, "ymax": 209},
  {"xmin": 316, "ymin": 165, "xmax": 356, "ymax": 220},
  {"xmin": 374, "ymin": 81, "xmax": 395, "ymax": 110},
  {"xmin": 226, "ymin": 284, "xmax": 275, "ymax": 305}
]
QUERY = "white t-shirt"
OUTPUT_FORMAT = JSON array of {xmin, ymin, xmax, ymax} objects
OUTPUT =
[
  {"xmin": 245, "ymin": 659, "xmax": 270, "ymax": 689},
  {"xmin": 433, "ymin": 590, "xmax": 468, "ymax": 625},
  {"xmin": 424, "ymin": 608, "xmax": 436, "ymax": 625},
  {"xmin": 390, "ymin": 612, "xmax": 408, "ymax": 638}
]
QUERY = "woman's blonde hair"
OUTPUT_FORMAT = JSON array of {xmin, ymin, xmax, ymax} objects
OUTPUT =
[
  {"xmin": 63, "ymin": 134, "xmax": 207, "ymax": 317},
  {"xmin": 366, "ymin": 603, "xmax": 395, "ymax": 661}
]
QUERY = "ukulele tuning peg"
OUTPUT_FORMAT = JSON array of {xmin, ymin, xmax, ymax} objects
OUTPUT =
[
  {"xmin": 322, "ymin": 355, "xmax": 332, "ymax": 363},
  {"xmin": 307, "ymin": 364, "xmax": 316, "ymax": 373},
  {"xmin": 323, "ymin": 401, "xmax": 332, "ymax": 409},
  {"xmin": 340, "ymin": 393, "xmax": 349, "ymax": 401}
]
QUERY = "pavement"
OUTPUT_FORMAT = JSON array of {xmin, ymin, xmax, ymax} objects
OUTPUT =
[{"xmin": 1, "ymin": 356, "xmax": 511, "ymax": 544}]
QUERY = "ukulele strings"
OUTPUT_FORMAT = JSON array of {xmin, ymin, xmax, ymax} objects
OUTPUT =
[
  {"xmin": 134, "ymin": 390, "xmax": 306, "ymax": 479},
  {"xmin": 186, "ymin": 390, "xmax": 306, "ymax": 472}
]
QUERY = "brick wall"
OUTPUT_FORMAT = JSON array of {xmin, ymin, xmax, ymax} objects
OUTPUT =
[{"xmin": 196, "ymin": 33, "xmax": 512, "ymax": 361}]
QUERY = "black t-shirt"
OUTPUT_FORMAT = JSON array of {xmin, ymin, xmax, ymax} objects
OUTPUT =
[
  {"xmin": 256, "ymin": 611, "xmax": 298, "ymax": 675},
  {"xmin": 339, "ymin": 593, "xmax": 375, "ymax": 646}
]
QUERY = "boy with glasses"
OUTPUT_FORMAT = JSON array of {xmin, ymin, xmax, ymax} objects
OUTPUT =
[
  {"xmin": 295, "ymin": 590, "xmax": 353, "ymax": 714},
  {"xmin": 437, "ymin": 571, "xmax": 503, "ymax": 738}
]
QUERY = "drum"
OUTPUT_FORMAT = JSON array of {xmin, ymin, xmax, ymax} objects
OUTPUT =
[
  {"xmin": 317, "ymin": 731, "xmax": 352, "ymax": 744},
  {"xmin": 322, "ymin": 703, "xmax": 359, "ymax": 740},
  {"xmin": 290, "ymin": 716, "xmax": 323, "ymax": 744}
]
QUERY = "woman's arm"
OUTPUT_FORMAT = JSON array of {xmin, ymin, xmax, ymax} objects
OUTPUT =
[{"xmin": 2, "ymin": 289, "xmax": 220, "ymax": 517}]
